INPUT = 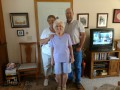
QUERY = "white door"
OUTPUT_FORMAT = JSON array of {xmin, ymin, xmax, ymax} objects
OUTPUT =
[{"xmin": 37, "ymin": 2, "xmax": 70, "ymax": 36}]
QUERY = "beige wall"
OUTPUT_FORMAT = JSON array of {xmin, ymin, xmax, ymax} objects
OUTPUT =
[
  {"xmin": 1, "ymin": 0, "xmax": 120, "ymax": 62},
  {"xmin": 1, "ymin": 0, "xmax": 37, "ymax": 62},
  {"xmin": 73, "ymin": 0, "xmax": 120, "ymax": 47}
]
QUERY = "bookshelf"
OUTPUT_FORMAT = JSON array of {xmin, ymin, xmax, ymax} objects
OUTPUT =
[{"xmin": 90, "ymin": 50, "xmax": 120, "ymax": 79}]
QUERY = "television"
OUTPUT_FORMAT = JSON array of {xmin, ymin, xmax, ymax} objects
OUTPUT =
[{"xmin": 90, "ymin": 28, "xmax": 114, "ymax": 52}]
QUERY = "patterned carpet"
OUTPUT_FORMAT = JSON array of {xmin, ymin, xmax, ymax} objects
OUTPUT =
[
  {"xmin": 0, "ymin": 76, "xmax": 85, "ymax": 90},
  {"xmin": 18, "ymin": 77, "xmax": 85, "ymax": 90},
  {"xmin": 81, "ymin": 76, "xmax": 120, "ymax": 90}
]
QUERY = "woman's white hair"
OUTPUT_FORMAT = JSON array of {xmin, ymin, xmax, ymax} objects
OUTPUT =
[{"xmin": 53, "ymin": 19, "xmax": 65, "ymax": 32}]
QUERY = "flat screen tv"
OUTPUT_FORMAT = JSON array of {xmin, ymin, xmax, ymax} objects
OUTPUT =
[{"xmin": 90, "ymin": 28, "xmax": 114, "ymax": 52}]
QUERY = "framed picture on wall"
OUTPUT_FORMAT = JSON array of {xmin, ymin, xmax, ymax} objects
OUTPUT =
[
  {"xmin": 10, "ymin": 13, "xmax": 29, "ymax": 28},
  {"xmin": 17, "ymin": 30, "xmax": 24, "ymax": 36},
  {"xmin": 97, "ymin": 13, "xmax": 108, "ymax": 28},
  {"xmin": 113, "ymin": 9, "xmax": 120, "ymax": 23},
  {"xmin": 77, "ymin": 13, "xmax": 89, "ymax": 28}
]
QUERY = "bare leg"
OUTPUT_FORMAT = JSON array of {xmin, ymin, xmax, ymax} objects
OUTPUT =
[
  {"xmin": 45, "ymin": 76, "xmax": 48, "ymax": 79},
  {"xmin": 62, "ymin": 73, "xmax": 68, "ymax": 88},
  {"xmin": 55, "ymin": 75, "xmax": 58, "ymax": 82},
  {"xmin": 56, "ymin": 74, "xmax": 61, "ymax": 87}
]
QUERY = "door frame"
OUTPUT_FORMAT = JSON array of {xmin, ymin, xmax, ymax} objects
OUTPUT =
[{"xmin": 34, "ymin": 0, "xmax": 73, "ymax": 74}]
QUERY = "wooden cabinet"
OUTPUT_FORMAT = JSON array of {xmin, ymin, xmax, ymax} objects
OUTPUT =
[
  {"xmin": 109, "ymin": 61, "xmax": 119, "ymax": 75},
  {"xmin": 0, "ymin": 0, "xmax": 8, "ymax": 84},
  {"xmin": 0, "ymin": 0, "xmax": 6, "ymax": 44},
  {"xmin": 89, "ymin": 51, "xmax": 120, "ymax": 79}
]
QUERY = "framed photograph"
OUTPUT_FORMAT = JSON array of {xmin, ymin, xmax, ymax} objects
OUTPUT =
[
  {"xmin": 17, "ymin": 30, "xmax": 24, "ymax": 36},
  {"xmin": 113, "ymin": 9, "xmax": 120, "ymax": 23},
  {"xmin": 77, "ymin": 13, "xmax": 89, "ymax": 28},
  {"xmin": 10, "ymin": 13, "xmax": 29, "ymax": 28},
  {"xmin": 116, "ymin": 40, "xmax": 120, "ymax": 50},
  {"xmin": 97, "ymin": 13, "xmax": 108, "ymax": 28}
]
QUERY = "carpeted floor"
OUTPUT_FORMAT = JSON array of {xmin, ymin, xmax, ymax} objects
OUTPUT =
[
  {"xmin": 81, "ymin": 76, "xmax": 120, "ymax": 90},
  {"xmin": 0, "ymin": 77, "xmax": 85, "ymax": 90},
  {"xmin": 20, "ymin": 77, "xmax": 85, "ymax": 90}
]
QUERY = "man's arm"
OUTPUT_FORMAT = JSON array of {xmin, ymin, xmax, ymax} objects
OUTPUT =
[
  {"xmin": 76, "ymin": 32, "xmax": 86, "ymax": 52},
  {"xmin": 68, "ymin": 46, "xmax": 74, "ymax": 63}
]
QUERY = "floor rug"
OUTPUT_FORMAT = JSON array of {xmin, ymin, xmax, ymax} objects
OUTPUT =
[{"xmin": 0, "ymin": 77, "xmax": 85, "ymax": 90}]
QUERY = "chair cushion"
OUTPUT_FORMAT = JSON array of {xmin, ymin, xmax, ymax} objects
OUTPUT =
[
  {"xmin": 18, "ymin": 63, "xmax": 37, "ymax": 70},
  {"xmin": 5, "ymin": 68, "xmax": 17, "ymax": 76}
]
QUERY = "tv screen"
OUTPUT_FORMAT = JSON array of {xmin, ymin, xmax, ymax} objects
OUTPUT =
[
  {"xmin": 90, "ymin": 28, "xmax": 114, "ymax": 52},
  {"xmin": 93, "ymin": 31, "xmax": 113, "ymax": 45}
]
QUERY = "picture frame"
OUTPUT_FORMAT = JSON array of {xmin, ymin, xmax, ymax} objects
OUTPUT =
[
  {"xmin": 117, "ymin": 40, "xmax": 120, "ymax": 50},
  {"xmin": 97, "ymin": 13, "xmax": 108, "ymax": 28},
  {"xmin": 113, "ymin": 9, "xmax": 120, "ymax": 23},
  {"xmin": 114, "ymin": 39, "xmax": 120, "ymax": 50},
  {"xmin": 10, "ymin": 13, "xmax": 29, "ymax": 28},
  {"xmin": 17, "ymin": 30, "xmax": 24, "ymax": 36},
  {"xmin": 77, "ymin": 13, "xmax": 89, "ymax": 28}
]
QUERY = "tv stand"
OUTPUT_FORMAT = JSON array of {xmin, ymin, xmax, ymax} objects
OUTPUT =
[
  {"xmin": 96, "ymin": 48, "xmax": 111, "ymax": 52},
  {"xmin": 89, "ymin": 45, "xmax": 120, "ymax": 79}
]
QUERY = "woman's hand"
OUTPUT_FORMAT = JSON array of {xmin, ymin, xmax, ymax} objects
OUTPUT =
[
  {"xmin": 49, "ymin": 34, "xmax": 54, "ymax": 40},
  {"xmin": 70, "ymin": 57, "xmax": 74, "ymax": 63}
]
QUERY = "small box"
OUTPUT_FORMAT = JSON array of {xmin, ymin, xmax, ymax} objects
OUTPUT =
[
  {"xmin": 6, "ymin": 75, "xmax": 18, "ymax": 85},
  {"xmin": 5, "ymin": 68, "xmax": 18, "ymax": 85}
]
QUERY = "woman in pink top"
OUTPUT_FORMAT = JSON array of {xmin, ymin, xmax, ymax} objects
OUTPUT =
[{"xmin": 49, "ymin": 19, "xmax": 74, "ymax": 90}]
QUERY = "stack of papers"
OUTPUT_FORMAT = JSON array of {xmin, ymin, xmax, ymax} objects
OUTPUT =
[{"xmin": 108, "ymin": 56, "xmax": 119, "ymax": 60}]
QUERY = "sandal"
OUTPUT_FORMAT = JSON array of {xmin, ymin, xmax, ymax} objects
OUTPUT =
[{"xmin": 57, "ymin": 87, "xmax": 61, "ymax": 90}]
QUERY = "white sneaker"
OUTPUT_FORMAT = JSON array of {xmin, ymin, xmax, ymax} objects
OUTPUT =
[{"xmin": 44, "ymin": 79, "xmax": 48, "ymax": 86}]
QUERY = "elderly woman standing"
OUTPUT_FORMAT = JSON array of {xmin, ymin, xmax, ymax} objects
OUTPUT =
[{"xmin": 49, "ymin": 19, "xmax": 74, "ymax": 90}]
